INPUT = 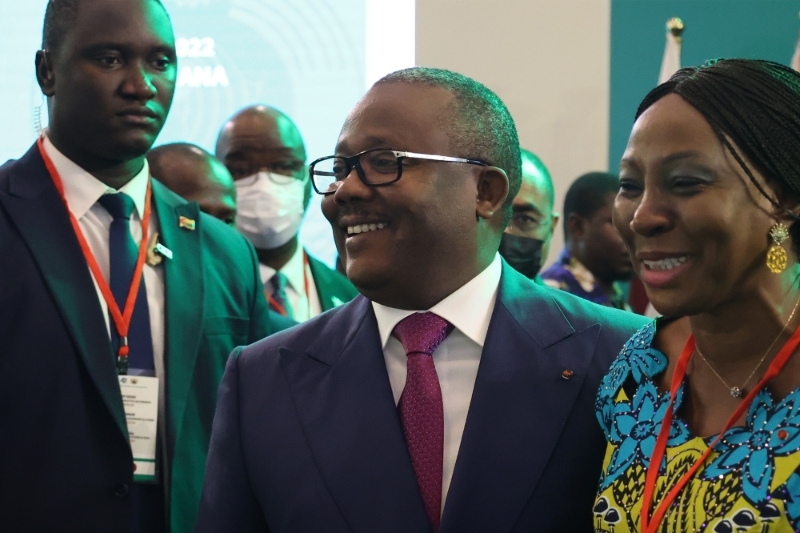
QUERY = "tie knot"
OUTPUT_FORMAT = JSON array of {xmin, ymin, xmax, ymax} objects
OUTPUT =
[
  {"xmin": 392, "ymin": 312, "xmax": 453, "ymax": 356},
  {"xmin": 270, "ymin": 272, "xmax": 288, "ymax": 293},
  {"xmin": 98, "ymin": 192, "xmax": 136, "ymax": 221}
]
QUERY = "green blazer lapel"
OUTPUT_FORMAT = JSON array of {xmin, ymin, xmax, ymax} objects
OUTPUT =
[
  {"xmin": 152, "ymin": 180, "xmax": 205, "ymax": 448},
  {"xmin": 0, "ymin": 146, "xmax": 127, "ymax": 439},
  {"xmin": 306, "ymin": 252, "xmax": 358, "ymax": 311}
]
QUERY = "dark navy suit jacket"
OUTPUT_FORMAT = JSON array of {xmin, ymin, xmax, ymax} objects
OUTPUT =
[
  {"xmin": 0, "ymin": 144, "xmax": 287, "ymax": 533},
  {"xmin": 196, "ymin": 264, "xmax": 647, "ymax": 532}
]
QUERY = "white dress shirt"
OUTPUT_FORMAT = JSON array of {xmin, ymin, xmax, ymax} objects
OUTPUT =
[
  {"xmin": 42, "ymin": 136, "xmax": 165, "ymax": 380},
  {"xmin": 259, "ymin": 242, "xmax": 322, "ymax": 322},
  {"xmin": 372, "ymin": 253, "xmax": 502, "ymax": 512}
]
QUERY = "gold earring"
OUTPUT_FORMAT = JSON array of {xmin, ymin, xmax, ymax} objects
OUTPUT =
[{"xmin": 767, "ymin": 223, "xmax": 790, "ymax": 274}]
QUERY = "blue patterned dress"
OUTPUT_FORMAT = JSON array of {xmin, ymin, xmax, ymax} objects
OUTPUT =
[{"xmin": 595, "ymin": 321, "xmax": 800, "ymax": 533}]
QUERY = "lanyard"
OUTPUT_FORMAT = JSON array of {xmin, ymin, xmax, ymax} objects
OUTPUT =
[
  {"xmin": 37, "ymin": 137, "xmax": 152, "ymax": 375},
  {"xmin": 265, "ymin": 252, "xmax": 311, "ymax": 318},
  {"xmin": 641, "ymin": 323, "xmax": 800, "ymax": 532}
]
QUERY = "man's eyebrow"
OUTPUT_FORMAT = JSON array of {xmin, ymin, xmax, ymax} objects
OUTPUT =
[
  {"xmin": 336, "ymin": 135, "xmax": 394, "ymax": 156},
  {"xmin": 512, "ymin": 202, "xmax": 544, "ymax": 216},
  {"xmin": 81, "ymin": 42, "xmax": 176, "ymax": 55}
]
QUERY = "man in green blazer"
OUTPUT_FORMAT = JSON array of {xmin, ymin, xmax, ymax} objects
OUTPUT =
[
  {"xmin": 0, "ymin": 1, "xmax": 287, "ymax": 532},
  {"xmin": 216, "ymin": 105, "xmax": 358, "ymax": 322}
]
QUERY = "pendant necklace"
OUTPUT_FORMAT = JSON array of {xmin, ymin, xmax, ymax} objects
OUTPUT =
[{"xmin": 695, "ymin": 293, "xmax": 800, "ymax": 398}]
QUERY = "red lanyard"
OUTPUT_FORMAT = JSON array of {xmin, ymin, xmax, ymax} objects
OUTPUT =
[
  {"xmin": 265, "ymin": 252, "xmax": 311, "ymax": 317},
  {"xmin": 37, "ymin": 137, "xmax": 152, "ymax": 374},
  {"xmin": 641, "ymin": 323, "xmax": 800, "ymax": 532}
]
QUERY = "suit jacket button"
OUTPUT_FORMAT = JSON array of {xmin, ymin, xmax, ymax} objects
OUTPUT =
[{"xmin": 114, "ymin": 483, "xmax": 129, "ymax": 498}]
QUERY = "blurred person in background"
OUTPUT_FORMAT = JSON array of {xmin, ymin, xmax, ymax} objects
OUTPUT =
[
  {"xmin": 216, "ymin": 105, "xmax": 357, "ymax": 322},
  {"xmin": 148, "ymin": 142, "xmax": 236, "ymax": 226},
  {"xmin": 148, "ymin": 142, "xmax": 296, "ymax": 332},
  {"xmin": 541, "ymin": 171, "xmax": 633, "ymax": 309},
  {"xmin": 499, "ymin": 148, "xmax": 558, "ymax": 282},
  {"xmin": 596, "ymin": 58, "xmax": 800, "ymax": 533}
]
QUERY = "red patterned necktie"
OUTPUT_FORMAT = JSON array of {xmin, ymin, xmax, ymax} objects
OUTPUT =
[{"xmin": 393, "ymin": 312, "xmax": 454, "ymax": 532}]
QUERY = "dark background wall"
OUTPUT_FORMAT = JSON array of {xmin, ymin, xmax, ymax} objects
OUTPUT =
[{"xmin": 609, "ymin": 0, "xmax": 799, "ymax": 169}]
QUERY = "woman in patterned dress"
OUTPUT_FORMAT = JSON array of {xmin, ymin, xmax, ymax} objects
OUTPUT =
[{"xmin": 595, "ymin": 59, "xmax": 800, "ymax": 533}]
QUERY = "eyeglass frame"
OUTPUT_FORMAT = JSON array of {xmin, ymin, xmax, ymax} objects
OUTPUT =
[
  {"xmin": 308, "ymin": 147, "xmax": 490, "ymax": 195},
  {"xmin": 234, "ymin": 169, "xmax": 307, "ymax": 187}
]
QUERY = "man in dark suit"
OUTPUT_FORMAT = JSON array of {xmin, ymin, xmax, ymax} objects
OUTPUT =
[
  {"xmin": 216, "ymin": 105, "xmax": 358, "ymax": 322},
  {"xmin": 0, "ymin": 1, "xmax": 286, "ymax": 532},
  {"xmin": 197, "ymin": 68, "xmax": 647, "ymax": 532}
]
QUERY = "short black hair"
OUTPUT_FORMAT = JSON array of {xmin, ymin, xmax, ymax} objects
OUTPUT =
[
  {"xmin": 637, "ymin": 58, "xmax": 800, "ymax": 254},
  {"xmin": 562, "ymin": 171, "xmax": 618, "ymax": 241},
  {"xmin": 374, "ymin": 67, "xmax": 521, "ymax": 223},
  {"xmin": 42, "ymin": 0, "xmax": 165, "ymax": 53}
]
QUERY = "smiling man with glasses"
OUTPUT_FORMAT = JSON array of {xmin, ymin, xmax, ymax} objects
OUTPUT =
[{"xmin": 197, "ymin": 67, "xmax": 646, "ymax": 533}]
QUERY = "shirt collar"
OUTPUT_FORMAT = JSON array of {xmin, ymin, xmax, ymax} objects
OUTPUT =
[
  {"xmin": 43, "ymin": 134, "xmax": 150, "ymax": 221},
  {"xmin": 259, "ymin": 242, "xmax": 306, "ymax": 293},
  {"xmin": 372, "ymin": 253, "xmax": 502, "ymax": 349}
]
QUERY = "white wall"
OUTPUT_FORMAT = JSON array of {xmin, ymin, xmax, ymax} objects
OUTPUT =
[{"xmin": 415, "ymin": 0, "xmax": 611, "ymax": 268}]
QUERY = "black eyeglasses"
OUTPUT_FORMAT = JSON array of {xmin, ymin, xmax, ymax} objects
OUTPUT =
[{"xmin": 308, "ymin": 147, "xmax": 489, "ymax": 195}]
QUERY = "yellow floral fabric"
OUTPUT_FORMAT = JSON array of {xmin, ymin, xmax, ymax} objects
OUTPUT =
[{"xmin": 594, "ymin": 321, "xmax": 800, "ymax": 533}]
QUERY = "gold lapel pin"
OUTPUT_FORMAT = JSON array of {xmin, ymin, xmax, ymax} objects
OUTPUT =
[
  {"xmin": 178, "ymin": 216, "xmax": 196, "ymax": 230},
  {"xmin": 146, "ymin": 233, "xmax": 162, "ymax": 266},
  {"xmin": 146, "ymin": 232, "xmax": 173, "ymax": 266}
]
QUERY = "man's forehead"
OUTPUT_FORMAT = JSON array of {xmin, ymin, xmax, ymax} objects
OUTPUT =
[
  {"xmin": 336, "ymin": 83, "xmax": 455, "ymax": 154},
  {"xmin": 207, "ymin": 160, "xmax": 236, "ymax": 190},
  {"xmin": 516, "ymin": 176, "xmax": 552, "ymax": 213},
  {"xmin": 226, "ymin": 114, "xmax": 303, "ymax": 152},
  {"xmin": 60, "ymin": 0, "xmax": 173, "ymax": 57}
]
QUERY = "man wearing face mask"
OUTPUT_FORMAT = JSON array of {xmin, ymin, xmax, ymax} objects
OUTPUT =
[
  {"xmin": 499, "ymin": 149, "xmax": 558, "ymax": 281},
  {"xmin": 216, "ymin": 105, "xmax": 358, "ymax": 322}
]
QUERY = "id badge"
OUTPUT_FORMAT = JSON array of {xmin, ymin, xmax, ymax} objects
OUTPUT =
[{"xmin": 118, "ymin": 375, "xmax": 159, "ymax": 483}]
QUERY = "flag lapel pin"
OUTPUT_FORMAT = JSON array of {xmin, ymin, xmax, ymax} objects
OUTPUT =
[{"xmin": 178, "ymin": 216, "xmax": 196, "ymax": 230}]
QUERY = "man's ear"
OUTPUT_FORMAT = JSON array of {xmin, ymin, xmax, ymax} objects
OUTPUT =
[
  {"xmin": 549, "ymin": 212, "xmax": 560, "ymax": 238},
  {"xmin": 566, "ymin": 213, "xmax": 586, "ymax": 240},
  {"xmin": 36, "ymin": 50, "xmax": 56, "ymax": 97},
  {"xmin": 475, "ymin": 166, "xmax": 509, "ymax": 220}
]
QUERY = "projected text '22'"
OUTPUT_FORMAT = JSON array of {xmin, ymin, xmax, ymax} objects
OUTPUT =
[{"xmin": 176, "ymin": 37, "xmax": 229, "ymax": 88}]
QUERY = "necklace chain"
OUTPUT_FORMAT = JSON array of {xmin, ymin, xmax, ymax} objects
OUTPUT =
[{"xmin": 695, "ymin": 293, "xmax": 800, "ymax": 398}]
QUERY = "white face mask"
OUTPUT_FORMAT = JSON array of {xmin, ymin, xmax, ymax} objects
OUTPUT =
[{"xmin": 235, "ymin": 172, "xmax": 306, "ymax": 250}]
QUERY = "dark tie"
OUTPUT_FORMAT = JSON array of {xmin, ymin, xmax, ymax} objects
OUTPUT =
[
  {"xmin": 268, "ymin": 272, "xmax": 294, "ymax": 318},
  {"xmin": 393, "ymin": 312, "xmax": 454, "ymax": 532},
  {"xmin": 97, "ymin": 193, "xmax": 154, "ymax": 373}
]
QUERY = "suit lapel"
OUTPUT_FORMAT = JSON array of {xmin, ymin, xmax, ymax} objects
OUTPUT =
[
  {"xmin": 306, "ymin": 252, "xmax": 333, "ymax": 311},
  {"xmin": 0, "ymin": 145, "xmax": 127, "ymax": 438},
  {"xmin": 280, "ymin": 296, "xmax": 431, "ymax": 533},
  {"xmin": 153, "ymin": 180, "xmax": 205, "ymax": 448},
  {"xmin": 439, "ymin": 265, "xmax": 602, "ymax": 533}
]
